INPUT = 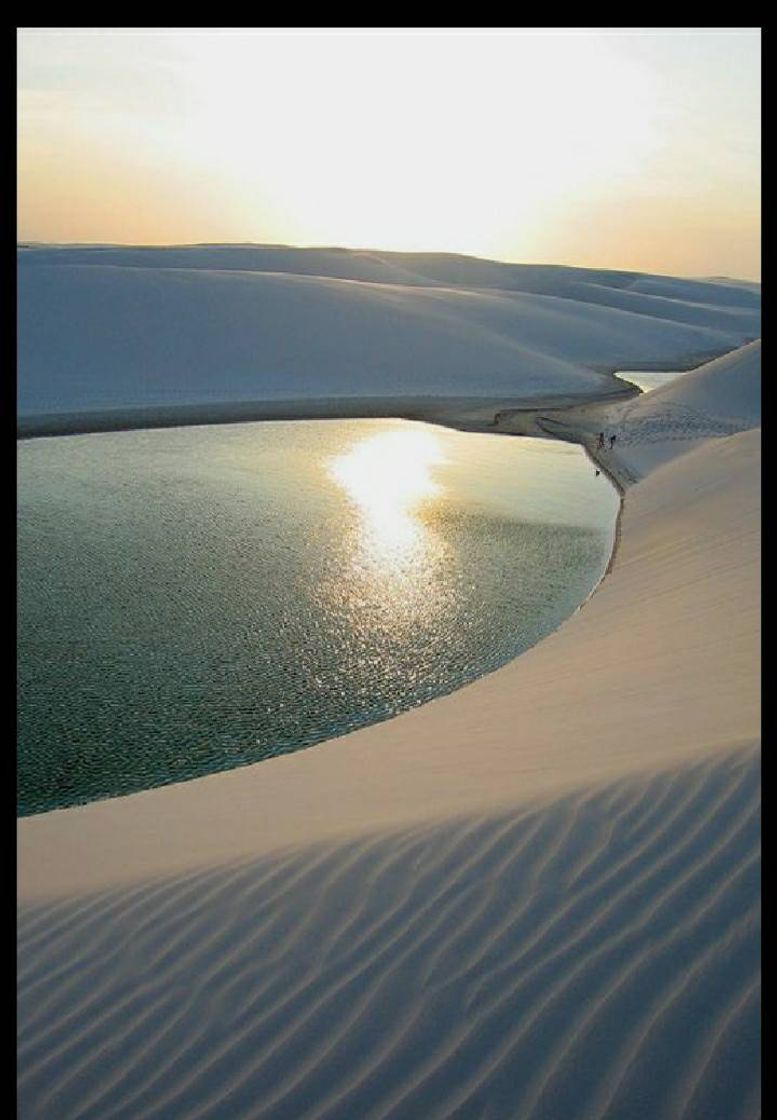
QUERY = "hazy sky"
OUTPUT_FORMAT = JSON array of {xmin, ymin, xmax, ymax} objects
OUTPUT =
[{"xmin": 17, "ymin": 28, "xmax": 761, "ymax": 279}]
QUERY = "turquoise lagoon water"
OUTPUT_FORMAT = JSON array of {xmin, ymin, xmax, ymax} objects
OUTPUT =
[{"xmin": 18, "ymin": 419, "xmax": 618, "ymax": 816}]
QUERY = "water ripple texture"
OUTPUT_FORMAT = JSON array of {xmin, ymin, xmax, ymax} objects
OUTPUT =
[{"xmin": 18, "ymin": 420, "xmax": 618, "ymax": 814}]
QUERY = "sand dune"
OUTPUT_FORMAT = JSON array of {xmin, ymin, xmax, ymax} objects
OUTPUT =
[
  {"xmin": 506, "ymin": 340, "xmax": 761, "ymax": 485},
  {"xmin": 18, "ymin": 244, "xmax": 763, "ymax": 313},
  {"xmin": 622, "ymin": 339, "xmax": 761, "ymax": 428},
  {"xmin": 18, "ymin": 746, "xmax": 759, "ymax": 1120},
  {"xmin": 18, "ymin": 247, "xmax": 758, "ymax": 418}
]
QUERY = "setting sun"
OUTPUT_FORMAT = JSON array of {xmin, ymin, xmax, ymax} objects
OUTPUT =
[{"xmin": 17, "ymin": 28, "xmax": 760, "ymax": 277}]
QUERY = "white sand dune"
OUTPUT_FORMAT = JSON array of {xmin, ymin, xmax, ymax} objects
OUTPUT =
[
  {"xmin": 18, "ymin": 746, "xmax": 759, "ymax": 1120},
  {"xmin": 511, "ymin": 340, "xmax": 761, "ymax": 485},
  {"xmin": 606, "ymin": 341, "xmax": 761, "ymax": 481},
  {"xmin": 621, "ymin": 339, "xmax": 761, "ymax": 429},
  {"xmin": 17, "ymin": 249, "xmax": 760, "ymax": 1118},
  {"xmin": 18, "ymin": 244, "xmax": 764, "ymax": 315},
  {"xmin": 18, "ymin": 246, "xmax": 758, "ymax": 417}
]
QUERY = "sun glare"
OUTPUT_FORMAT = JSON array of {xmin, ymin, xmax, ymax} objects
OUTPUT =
[
  {"xmin": 17, "ymin": 28, "xmax": 761, "ymax": 277},
  {"xmin": 329, "ymin": 429, "xmax": 446, "ymax": 562},
  {"xmin": 168, "ymin": 32, "xmax": 661, "ymax": 257}
]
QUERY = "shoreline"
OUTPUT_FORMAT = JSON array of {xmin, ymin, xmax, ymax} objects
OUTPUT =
[
  {"xmin": 18, "ymin": 401, "xmax": 624, "ymax": 822},
  {"xmin": 16, "ymin": 384, "xmax": 640, "ymax": 441},
  {"xmin": 16, "ymin": 340, "xmax": 761, "ymax": 891},
  {"xmin": 17, "ymin": 341, "xmax": 755, "ymax": 828},
  {"xmin": 17, "ymin": 341, "xmax": 759, "ymax": 838},
  {"xmin": 17, "ymin": 419, "xmax": 760, "ymax": 895},
  {"xmin": 18, "ymin": 338, "xmax": 748, "ymax": 442}
]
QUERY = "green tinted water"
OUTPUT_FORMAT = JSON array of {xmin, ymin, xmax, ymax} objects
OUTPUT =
[{"xmin": 18, "ymin": 419, "xmax": 618, "ymax": 815}]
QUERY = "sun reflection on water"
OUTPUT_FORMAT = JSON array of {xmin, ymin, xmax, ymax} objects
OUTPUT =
[{"xmin": 328, "ymin": 429, "xmax": 446, "ymax": 568}]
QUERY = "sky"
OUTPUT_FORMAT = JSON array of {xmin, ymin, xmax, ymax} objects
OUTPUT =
[{"xmin": 17, "ymin": 28, "xmax": 761, "ymax": 280}]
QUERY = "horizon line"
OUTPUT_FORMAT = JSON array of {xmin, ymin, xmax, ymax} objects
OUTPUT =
[{"xmin": 16, "ymin": 241, "xmax": 762, "ymax": 286}]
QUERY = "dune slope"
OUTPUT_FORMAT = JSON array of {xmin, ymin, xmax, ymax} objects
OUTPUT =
[
  {"xmin": 17, "ymin": 247, "xmax": 759, "ymax": 417},
  {"xmin": 515, "ymin": 339, "xmax": 761, "ymax": 485},
  {"xmin": 18, "ymin": 745, "xmax": 759, "ymax": 1120}
]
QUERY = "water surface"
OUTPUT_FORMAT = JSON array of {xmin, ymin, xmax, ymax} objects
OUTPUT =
[{"xmin": 18, "ymin": 419, "xmax": 618, "ymax": 815}]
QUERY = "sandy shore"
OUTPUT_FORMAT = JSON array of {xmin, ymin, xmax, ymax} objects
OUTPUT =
[
  {"xmin": 17, "ymin": 343, "xmax": 760, "ymax": 1119},
  {"xmin": 17, "ymin": 385, "xmax": 642, "ymax": 440}
]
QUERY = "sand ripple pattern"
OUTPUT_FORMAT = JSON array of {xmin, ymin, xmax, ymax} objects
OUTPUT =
[
  {"xmin": 18, "ymin": 745, "xmax": 760, "ymax": 1120},
  {"xmin": 616, "ymin": 401, "xmax": 749, "ymax": 442}
]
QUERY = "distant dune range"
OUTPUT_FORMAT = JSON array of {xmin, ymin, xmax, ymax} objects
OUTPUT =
[
  {"xmin": 17, "ymin": 245, "xmax": 758, "ymax": 423},
  {"xmin": 17, "ymin": 247, "xmax": 760, "ymax": 1119}
]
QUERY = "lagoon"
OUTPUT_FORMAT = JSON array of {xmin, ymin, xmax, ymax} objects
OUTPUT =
[{"xmin": 18, "ymin": 419, "xmax": 618, "ymax": 815}]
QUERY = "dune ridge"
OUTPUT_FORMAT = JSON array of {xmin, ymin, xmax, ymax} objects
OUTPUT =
[{"xmin": 17, "ymin": 244, "xmax": 763, "ymax": 311}]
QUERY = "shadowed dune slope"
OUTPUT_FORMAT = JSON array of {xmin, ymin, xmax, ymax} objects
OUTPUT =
[
  {"xmin": 18, "ymin": 247, "xmax": 759, "ymax": 416},
  {"xmin": 18, "ymin": 745, "xmax": 759, "ymax": 1120},
  {"xmin": 17, "ymin": 244, "xmax": 763, "ymax": 312}
]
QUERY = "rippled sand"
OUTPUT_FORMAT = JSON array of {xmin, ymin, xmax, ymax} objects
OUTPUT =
[{"xmin": 19, "ymin": 746, "xmax": 758, "ymax": 1120}]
